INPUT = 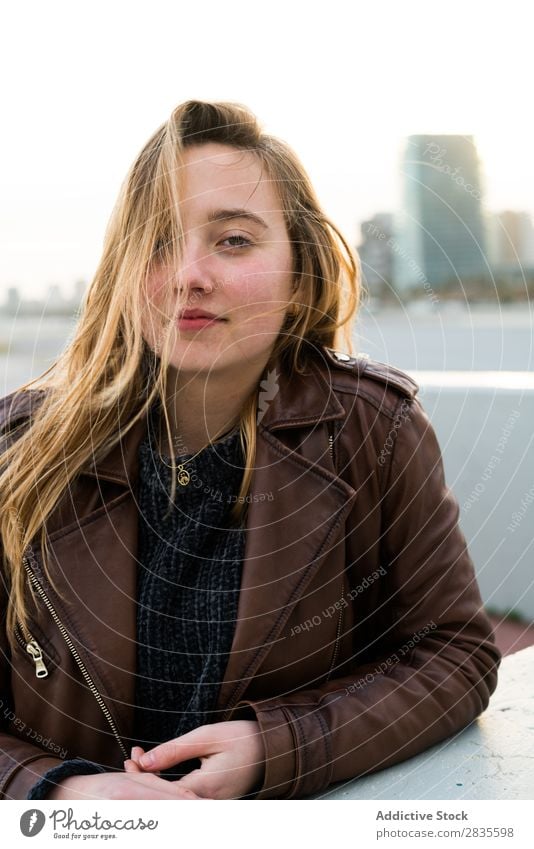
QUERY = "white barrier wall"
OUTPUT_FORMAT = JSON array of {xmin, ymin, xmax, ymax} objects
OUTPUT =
[
  {"xmin": 2, "ymin": 323, "xmax": 533, "ymax": 619},
  {"xmin": 409, "ymin": 372, "xmax": 534, "ymax": 621},
  {"xmin": 310, "ymin": 645, "xmax": 534, "ymax": 799}
]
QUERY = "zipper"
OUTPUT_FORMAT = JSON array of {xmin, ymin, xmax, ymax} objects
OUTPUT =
[
  {"xmin": 14, "ymin": 621, "xmax": 49, "ymax": 678},
  {"xmin": 325, "ymin": 581, "xmax": 344, "ymax": 682},
  {"xmin": 327, "ymin": 421, "xmax": 335, "ymax": 466},
  {"xmin": 222, "ymin": 428, "xmax": 340, "ymax": 720},
  {"xmin": 325, "ymin": 422, "xmax": 343, "ymax": 678},
  {"xmin": 21, "ymin": 547, "xmax": 129, "ymax": 761}
]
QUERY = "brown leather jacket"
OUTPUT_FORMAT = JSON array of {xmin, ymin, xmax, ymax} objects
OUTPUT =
[{"xmin": 0, "ymin": 344, "xmax": 501, "ymax": 799}]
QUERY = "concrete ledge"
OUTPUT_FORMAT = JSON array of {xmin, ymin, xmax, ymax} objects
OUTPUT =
[
  {"xmin": 402, "ymin": 373, "xmax": 534, "ymax": 620},
  {"xmin": 309, "ymin": 646, "xmax": 534, "ymax": 800},
  {"xmin": 409, "ymin": 370, "xmax": 534, "ymax": 390}
]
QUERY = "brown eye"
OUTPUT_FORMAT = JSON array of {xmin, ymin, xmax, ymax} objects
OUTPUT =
[{"xmin": 219, "ymin": 235, "xmax": 253, "ymax": 249}]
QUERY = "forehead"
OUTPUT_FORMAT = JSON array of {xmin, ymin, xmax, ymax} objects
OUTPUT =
[{"xmin": 180, "ymin": 142, "xmax": 282, "ymax": 215}]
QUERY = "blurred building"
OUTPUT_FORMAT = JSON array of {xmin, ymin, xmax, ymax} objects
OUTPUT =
[
  {"xmin": 356, "ymin": 213, "xmax": 395, "ymax": 300},
  {"xmin": 0, "ymin": 280, "xmax": 88, "ymax": 316},
  {"xmin": 394, "ymin": 135, "xmax": 489, "ymax": 295},
  {"xmin": 488, "ymin": 210, "xmax": 534, "ymax": 273},
  {"xmin": 5, "ymin": 287, "xmax": 21, "ymax": 313}
]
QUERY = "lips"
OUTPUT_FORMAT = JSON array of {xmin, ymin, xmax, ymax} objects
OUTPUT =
[
  {"xmin": 177, "ymin": 309, "xmax": 219, "ymax": 320},
  {"xmin": 176, "ymin": 310, "xmax": 224, "ymax": 331}
]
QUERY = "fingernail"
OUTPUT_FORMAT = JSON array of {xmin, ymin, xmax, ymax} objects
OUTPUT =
[
  {"xmin": 131, "ymin": 746, "xmax": 142, "ymax": 760},
  {"xmin": 140, "ymin": 752, "xmax": 154, "ymax": 767}
]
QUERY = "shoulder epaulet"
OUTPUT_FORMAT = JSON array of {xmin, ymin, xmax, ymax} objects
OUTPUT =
[
  {"xmin": 0, "ymin": 388, "xmax": 48, "ymax": 435},
  {"xmin": 324, "ymin": 347, "xmax": 419, "ymax": 400}
]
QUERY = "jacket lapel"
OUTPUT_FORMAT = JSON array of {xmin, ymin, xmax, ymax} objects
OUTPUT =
[
  {"xmin": 32, "ymin": 346, "xmax": 358, "ymax": 722},
  {"xmin": 215, "ymin": 422, "xmax": 358, "ymax": 712},
  {"xmin": 215, "ymin": 352, "xmax": 359, "ymax": 710}
]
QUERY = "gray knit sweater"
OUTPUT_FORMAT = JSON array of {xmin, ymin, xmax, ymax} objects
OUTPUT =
[{"xmin": 26, "ymin": 407, "xmax": 246, "ymax": 798}]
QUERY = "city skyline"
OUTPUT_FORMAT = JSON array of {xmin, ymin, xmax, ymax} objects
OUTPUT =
[
  {"xmin": 3, "ymin": 190, "xmax": 533, "ymax": 312},
  {"xmin": 2, "ymin": 1, "xmax": 532, "ymax": 298},
  {"xmin": 2, "ymin": 192, "xmax": 533, "ymax": 308},
  {"xmin": 2, "ymin": 131, "xmax": 531, "ymax": 300}
]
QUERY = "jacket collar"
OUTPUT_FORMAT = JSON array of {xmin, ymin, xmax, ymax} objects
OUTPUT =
[{"xmin": 88, "ymin": 344, "xmax": 347, "ymax": 485}]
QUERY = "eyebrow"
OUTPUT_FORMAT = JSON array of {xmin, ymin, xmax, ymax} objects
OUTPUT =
[{"xmin": 206, "ymin": 208, "xmax": 269, "ymax": 230}]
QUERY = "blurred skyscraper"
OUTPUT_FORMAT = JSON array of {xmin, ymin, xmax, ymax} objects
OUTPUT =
[
  {"xmin": 0, "ymin": 279, "xmax": 88, "ymax": 316},
  {"xmin": 488, "ymin": 210, "xmax": 534, "ymax": 272},
  {"xmin": 356, "ymin": 213, "xmax": 394, "ymax": 300},
  {"xmin": 394, "ymin": 135, "xmax": 489, "ymax": 295}
]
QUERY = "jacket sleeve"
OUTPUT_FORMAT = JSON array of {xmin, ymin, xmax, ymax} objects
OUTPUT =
[
  {"xmin": 0, "ymin": 661, "xmax": 76, "ymax": 799},
  {"xmin": 0, "ymin": 584, "xmax": 84, "ymax": 799},
  {"xmin": 229, "ymin": 395, "xmax": 501, "ymax": 799},
  {"xmin": 26, "ymin": 758, "xmax": 108, "ymax": 800},
  {"xmin": 0, "ymin": 393, "xmax": 88, "ymax": 800}
]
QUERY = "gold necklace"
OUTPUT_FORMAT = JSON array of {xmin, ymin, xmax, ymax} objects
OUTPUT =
[
  {"xmin": 155, "ymin": 425, "xmax": 239, "ymax": 487},
  {"xmin": 175, "ymin": 447, "xmax": 205, "ymax": 487}
]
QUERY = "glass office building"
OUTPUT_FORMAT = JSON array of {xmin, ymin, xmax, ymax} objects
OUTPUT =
[{"xmin": 394, "ymin": 135, "xmax": 489, "ymax": 294}]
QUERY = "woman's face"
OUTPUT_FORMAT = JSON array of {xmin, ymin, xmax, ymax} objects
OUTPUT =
[{"xmin": 142, "ymin": 141, "xmax": 295, "ymax": 377}]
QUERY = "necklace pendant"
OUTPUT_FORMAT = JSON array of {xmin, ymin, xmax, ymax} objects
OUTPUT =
[{"xmin": 177, "ymin": 464, "xmax": 190, "ymax": 486}]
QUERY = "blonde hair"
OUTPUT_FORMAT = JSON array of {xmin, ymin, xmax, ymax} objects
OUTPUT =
[{"xmin": 0, "ymin": 99, "xmax": 361, "ymax": 650}]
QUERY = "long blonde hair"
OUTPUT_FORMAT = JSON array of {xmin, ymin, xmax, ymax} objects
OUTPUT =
[{"xmin": 0, "ymin": 99, "xmax": 362, "ymax": 650}]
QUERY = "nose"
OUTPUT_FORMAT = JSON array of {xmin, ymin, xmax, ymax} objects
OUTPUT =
[{"xmin": 173, "ymin": 238, "xmax": 217, "ymax": 299}]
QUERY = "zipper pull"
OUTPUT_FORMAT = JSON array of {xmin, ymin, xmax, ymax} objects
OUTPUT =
[{"xmin": 25, "ymin": 639, "xmax": 49, "ymax": 678}]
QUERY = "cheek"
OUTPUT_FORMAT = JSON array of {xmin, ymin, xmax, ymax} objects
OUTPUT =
[
  {"xmin": 143, "ymin": 266, "xmax": 181, "ymax": 331},
  {"xmin": 229, "ymin": 255, "xmax": 293, "ymax": 309},
  {"xmin": 140, "ymin": 268, "xmax": 174, "ymax": 348},
  {"xmin": 145, "ymin": 266, "xmax": 172, "ymax": 305}
]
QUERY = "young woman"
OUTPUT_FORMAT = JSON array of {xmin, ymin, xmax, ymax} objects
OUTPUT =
[{"xmin": 0, "ymin": 100, "xmax": 500, "ymax": 801}]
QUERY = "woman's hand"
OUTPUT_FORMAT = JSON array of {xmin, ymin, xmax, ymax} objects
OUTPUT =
[
  {"xmin": 124, "ymin": 721, "xmax": 266, "ymax": 800},
  {"xmin": 45, "ymin": 771, "xmax": 202, "ymax": 800}
]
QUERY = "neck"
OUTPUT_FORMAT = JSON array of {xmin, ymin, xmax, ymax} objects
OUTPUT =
[{"xmin": 157, "ymin": 359, "xmax": 269, "ymax": 456}]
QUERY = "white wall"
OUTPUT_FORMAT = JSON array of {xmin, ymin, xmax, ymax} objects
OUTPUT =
[{"xmin": 411, "ymin": 372, "xmax": 534, "ymax": 620}]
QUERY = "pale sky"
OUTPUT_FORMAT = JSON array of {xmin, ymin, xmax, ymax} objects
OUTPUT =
[{"xmin": 1, "ymin": 0, "xmax": 532, "ymax": 299}]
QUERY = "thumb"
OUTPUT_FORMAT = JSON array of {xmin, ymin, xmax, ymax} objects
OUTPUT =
[{"xmin": 126, "ymin": 746, "xmax": 162, "ymax": 776}]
